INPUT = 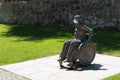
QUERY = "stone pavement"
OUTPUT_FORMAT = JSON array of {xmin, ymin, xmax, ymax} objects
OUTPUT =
[{"xmin": 0, "ymin": 54, "xmax": 120, "ymax": 80}]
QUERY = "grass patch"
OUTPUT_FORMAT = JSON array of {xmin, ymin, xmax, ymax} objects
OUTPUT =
[
  {"xmin": 92, "ymin": 30, "xmax": 120, "ymax": 56},
  {"xmin": 0, "ymin": 24, "xmax": 74, "ymax": 65},
  {"xmin": 103, "ymin": 73, "xmax": 120, "ymax": 80},
  {"xmin": 0, "ymin": 24, "xmax": 120, "ymax": 65}
]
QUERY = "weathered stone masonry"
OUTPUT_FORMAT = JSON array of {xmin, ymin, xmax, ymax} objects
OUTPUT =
[{"xmin": 0, "ymin": 0, "xmax": 120, "ymax": 29}]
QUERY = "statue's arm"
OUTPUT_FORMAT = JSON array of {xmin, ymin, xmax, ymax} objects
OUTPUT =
[{"xmin": 83, "ymin": 25, "xmax": 93, "ymax": 40}]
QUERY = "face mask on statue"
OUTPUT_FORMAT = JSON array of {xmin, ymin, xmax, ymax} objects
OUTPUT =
[{"xmin": 73, "ymin": 20, "xmax": 78, "ymax": 24}]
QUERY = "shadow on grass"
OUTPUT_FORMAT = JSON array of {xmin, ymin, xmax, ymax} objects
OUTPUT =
[
  {"xmin": 4, "ymin": 25, "xmax": 74, "ymax": 41},
  {"xmin": 4, "ymin": 25, "xmax": 120, "ymax": 55},
  {"xmin": 92, "ymin": 30, "xmax": 120, "ymax": 55}
]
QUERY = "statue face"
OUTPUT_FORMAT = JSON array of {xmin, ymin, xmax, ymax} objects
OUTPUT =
[
  {"xmin": 73, "ymin": 18, "xmax": 81, "ymax": 24},
  {"xmin": 73, "ymin": 19, "xmax": 78, "ymax": 24},
  {"xmin": 73, "ymin": 15, "xmax": 81, "ymax": 24}
]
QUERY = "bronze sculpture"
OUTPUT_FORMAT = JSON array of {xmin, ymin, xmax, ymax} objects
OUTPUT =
[{"xmin": 58, "ymin": 15, "xmax": 96, "ymax": 69}]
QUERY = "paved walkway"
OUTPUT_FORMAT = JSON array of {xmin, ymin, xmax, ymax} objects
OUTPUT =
[{"xmin": 0, "ymin": 54, "xmax": 120, "ymax": 80}]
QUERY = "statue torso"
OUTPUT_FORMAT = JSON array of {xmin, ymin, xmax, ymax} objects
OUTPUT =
[{"xmin": 74, "ymin": 25, "xmax": 86, "ymax": 40}]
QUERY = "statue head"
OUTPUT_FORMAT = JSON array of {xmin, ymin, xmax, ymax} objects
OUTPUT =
[{"xmin": 73, "ymin": 15, "xmax": 82, "ymax": 24}]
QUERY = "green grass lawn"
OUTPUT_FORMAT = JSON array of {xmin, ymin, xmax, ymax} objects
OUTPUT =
[
  {"xmin": 103, "ymin": 73, "xmax": 120, "ymax": 80},
  {"xmin": 0, "ymin": 24, "xmax": 73, "ymax": 65},
  {"xmin": 0, "ymin": 24, "xmax": 120, "ymax": 65},
  {"xmin": 92, "ymin": 30, "xmax": 120, "ymax": 56}
]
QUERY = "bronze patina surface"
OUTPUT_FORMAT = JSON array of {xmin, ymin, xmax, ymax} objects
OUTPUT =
[{"xmin": 58, "ymin": 15, "xmax": 96, "ymax": 69}]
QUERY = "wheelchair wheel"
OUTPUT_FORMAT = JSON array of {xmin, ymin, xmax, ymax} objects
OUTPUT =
[{"xmin": 77, "ymin": 41, "xmax": 96, "ymax": 66}]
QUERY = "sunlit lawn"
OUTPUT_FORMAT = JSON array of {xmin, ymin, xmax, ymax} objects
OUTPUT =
[
  {"xmin": 0, "ymin": 24, "xmax": 73, "ymax": 65},
  {"xmin": 0, "ymin": 24, "xmax": 120, "ymax": 65},
  {"xmin": 103, "ymin": 73, "xmax": 120, "ymax": 80}
]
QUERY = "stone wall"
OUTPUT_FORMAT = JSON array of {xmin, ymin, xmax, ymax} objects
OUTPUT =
[{"xmin": 0, "ymin": 0, "xmax": 120, "ymax": 29}]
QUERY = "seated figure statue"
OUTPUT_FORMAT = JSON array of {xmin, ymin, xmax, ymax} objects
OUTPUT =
[{"xmin": 58, "ymin": 15, "xmax": 93, "ymax": 69}]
